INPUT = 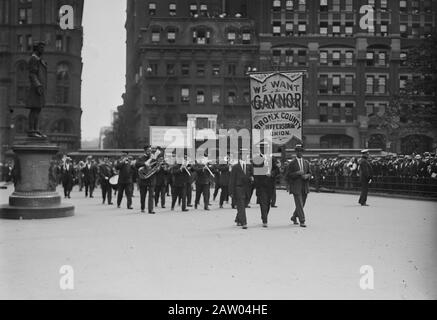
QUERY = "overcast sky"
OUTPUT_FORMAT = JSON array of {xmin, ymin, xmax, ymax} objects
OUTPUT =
[{"xmin": 81, "ymin": 0, "xmax": 126, "ymax": 140}]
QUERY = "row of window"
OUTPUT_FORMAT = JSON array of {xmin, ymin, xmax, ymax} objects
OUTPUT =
[
  {"xmin": 319, "ymin": 75, "xmax": 356, "ymax": 94},
  {"xmin": 148, "ymin": 2, "xmax": 241, "ymax": 18},
  {"xmin": 150, "ymin": 27, "xmax": 252, "ymax": 45},
  {"xmin": 148, "ymin": 87, "xmax": 250, "ymax": 106},
  {"xmin": 271, "ymin": 49, "xmax": 410, "ymax": 67},
  {"xmin": 319, "ymin": 102, "xmax": 355, "ymax": 122},
  {"xmin": 271, "ymin": 20, "xmax": 433, "ymax": 37},
  {"xmin": 145, "ymin": 62, "xmax": 254, "ymax": 78},
  {"xmin": 16, "ymin": 34, "xmax": 72, "ymax": 52},
  {"xmin": 272, "ymin": 0, "xmax": 307, "ymax": 12},
  {"xmin": 272, "ymin": 0, "xmax": 433, "ymax": 13}
]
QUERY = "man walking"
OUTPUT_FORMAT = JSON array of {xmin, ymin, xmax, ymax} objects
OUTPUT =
[
  {"xmin": 136, "ymin": 145, "xmax": 157, "ymax": 214},
  {"xmin": 82, "ymin": 156, "xmax": 97, "ymax": 198},
  {"xmin": 61, "ymin": 157, "xmax": 74, "ymax": 199},
  {"xmin": 99, "ymin": 157, "xmax": 114, "ymax": 205},
  {"xmin": 253, "ymin": 145, "xmax": 276, "ymax": 228},
  {"xmin": 229, "ymin": 149, "xmax": 253, "ymax": 229},
  {"xmin": 358, "ymin": 149, "xmax": 373, "ymax": 206},
  {"xmin": 116, "ymin": 155, "xmax": 135, "ymax": 210},
  {"xmin": 286, "ymin": 145, "xmax": 311, "ymax": 228}
]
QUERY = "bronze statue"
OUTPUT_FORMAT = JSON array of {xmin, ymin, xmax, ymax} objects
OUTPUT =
[{"xmin": 26, "ymin": 41, "xmax": 47, "ymax": 139}]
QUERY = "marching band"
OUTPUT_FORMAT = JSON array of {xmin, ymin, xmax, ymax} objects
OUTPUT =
[{"xmin": 56, "ymin": 145, "xmax": 284, "ymax": 229}]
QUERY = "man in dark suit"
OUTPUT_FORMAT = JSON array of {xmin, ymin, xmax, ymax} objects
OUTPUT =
[
  {"xmin": 61, "ymin": 157, "xmax": 75, "ymax": 199},
  {"xmin": 154, "ymin": 162, "xmax": 169, "ymax": 209},
  {"xmin": 253, "ymin": 146, "xmax": 276, "ymax": 228},
  {"xmin": 171, "ymin": 157, "xmax": 191, "ymax": 212},
  {"xmin": 217, "ymin": 161, "xmax": 231, "ymax": 208},
  {"xmin": 99, "ymin": 157, "xmax": 114, "ymax": 205},
  {"xmin": 82, "ymin": 156, "xmax": 98, "ymax": 198},
  {"xmin": 136, "ymin": 145, "xmax": 158, "ymax": 214},
  {"xmin": 286, "ymin": 144, "xmax": 311, "ymax": 228},
  {"xmin": 229, "ymin": 149, "xmax": 254, "ymax": 229},
  {"xmin": 115, "ymin": 155, "xmax": 135, "ymax": 210},
  {"xmin": 193, "ymin": 155, "xmax": 213, "ymax": 211},
  {"xmin": 358, "ymin": 149, "xmax": 373, "ymax": 206}
]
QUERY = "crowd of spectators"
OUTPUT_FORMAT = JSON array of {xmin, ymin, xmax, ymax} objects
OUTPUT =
[{"xmin": 307, "ymin": 152, "xmax": 437, "ymax": 197}]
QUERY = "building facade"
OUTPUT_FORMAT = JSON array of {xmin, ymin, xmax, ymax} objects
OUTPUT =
[
  {"xmin": 123, "ymin": 0, "xmax": 436, "ymax": 153},
  {"xmin": 0, "ymin": 0, "xmax": 84, "ymax": 162}
]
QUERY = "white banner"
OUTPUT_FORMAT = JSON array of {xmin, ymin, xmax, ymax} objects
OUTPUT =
[{"xmin": 250, "ymin": 71, "xmax": 304, "ymax": 145}]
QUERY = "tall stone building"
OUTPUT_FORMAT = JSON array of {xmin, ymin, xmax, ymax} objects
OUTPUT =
[
  {"xmin": 0, "ymin": 0, "xmax": 84, "ymax": 162},
  {"xmin": 123, "ymin": 0, "xmax": 436, "ymax": 153}
]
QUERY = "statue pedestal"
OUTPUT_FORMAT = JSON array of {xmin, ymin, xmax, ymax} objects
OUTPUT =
[{"xmin": 0, "ymin": 137, "xmax": 74, "ymax": 219}]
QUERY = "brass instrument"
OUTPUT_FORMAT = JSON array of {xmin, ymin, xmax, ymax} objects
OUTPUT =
[
  {"xmin": 203, "ymin": 162, "xmax": 215, "ymax": 178},
  {"xmin": 138, "ymin": 149, "xmax": 163, "ymax": 180}
]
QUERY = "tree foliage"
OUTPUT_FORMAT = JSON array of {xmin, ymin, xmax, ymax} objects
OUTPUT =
[{"xmin": 373, "ymin": 35, "xmax": 437, "ymax": 133}]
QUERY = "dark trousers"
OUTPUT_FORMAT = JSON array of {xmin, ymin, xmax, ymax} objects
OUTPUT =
[
  {"xmin": 219, "ymin": 185, "xmax": 229, "ymax": 206},
  {"xmin": 154, "ymin": 184, "xmax": 166, "ymax": 207},
  {"xmin": 213, "ymin": 183, "xmax": 220, "ymax": 200},
  {"xmin": 84, "ymin": 181, "xmax": 95, "ymax": 197},
  {"xmin": 292, "ymin": 192, "xmax": 308, "ymax": 224},
  {"xmin": 271, "ymin": 186, "xmax": 277, "ymax": 206},
  {"xmin": 186, "ymin": 182, "xmax": 192, "ymax": 205},
  {"xmin": 172, "ymin": 185, "xmax": 187, "ymax": 210},
  {"xmin": 359, "ymin": 179, "xmax": 369, "ymax": 205},
  {"xmin": 63, "ymin": 183, "xmax": 72, "ymax": 198},
  {"xmin": 139, "ymin": 182, "xmax": 154, "ymax": 212},
  {"xmin": 234, "ymin": 186, "xmax": 248, "ymax": 225},
  {"xmin": 117, "ymin": 183, "xmax": 133, "ymax": 208},
  {"xmin": 258, "ymin": 188, "xmax": 272, "ymax": 224},
  {"xmin": 101, "ymin": 181, "xmax": 112, "ymax": 204},
  {"xmin": 195, "ymin": 183, "xmax": 210, "ymax": 209},
  {"xmin": 247, "ymin": 185, "xmax": 254, "ymax": 206}
]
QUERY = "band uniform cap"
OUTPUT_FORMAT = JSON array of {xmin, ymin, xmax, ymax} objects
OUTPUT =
[
  {"xmin": 295, "ymin": 144, "xmax": 304, "ymax": 151},
  {"xmin": 361, "ymin": 149, "xmax": 369, "ymax": 154}
]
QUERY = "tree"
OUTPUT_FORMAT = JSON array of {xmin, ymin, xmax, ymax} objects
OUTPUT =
[{"xmin": 371, "ymin": 34, "xmax": 437, "ymax": 151}]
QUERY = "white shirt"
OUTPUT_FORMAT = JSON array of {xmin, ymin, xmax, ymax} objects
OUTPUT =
[
  {"xmin": 239, "ymin": 160, "xmax": 246, "ymax": 174},
  {"xmin": 297, "ymin": 157, "xmax": 303, "ymax": 171}
]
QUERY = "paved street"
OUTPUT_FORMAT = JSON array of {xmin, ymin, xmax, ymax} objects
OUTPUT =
[{"xmin": 0, "ymin": 186, "xmax": 436, "ymax": 300}]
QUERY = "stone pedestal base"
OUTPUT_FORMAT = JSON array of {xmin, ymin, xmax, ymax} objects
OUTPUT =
[{"xmin": 0, "ymin": 138, "xmax": 75, "ymax": 220}]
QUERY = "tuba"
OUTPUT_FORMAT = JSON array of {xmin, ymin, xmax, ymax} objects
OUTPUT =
[{"xmin": 138, "ymin": 149, "xmax": 163, "ymax": 180}]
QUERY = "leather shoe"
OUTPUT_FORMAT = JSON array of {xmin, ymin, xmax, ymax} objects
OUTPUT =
[
  {"xmin": 271, "ymin": 205, "xmax": 278, "ymax": 208},
  {"xmin": 290, "ymin": 216, "xmax": 299, "ymax": 225},
  {"xmin": 242, "ymin": 225, "xmax": 248, "ymax": 229},
  {"xmin": 300, "ymin": 223, "xmax": 307, "ymax": 228},
  {"xmin": 262, "ymin": 223, "xmax": 268, "ymax": 228},
  {"xmin": 127, "ymin": 207, "xmax": 133, "ymax": 210},
  {"xmin": 148, "ymin": 211, "xmax": 156, "ymax": 214},
  {"xmin": 182, "ymin": 209, "xmax": 189, "ymax": 212}
]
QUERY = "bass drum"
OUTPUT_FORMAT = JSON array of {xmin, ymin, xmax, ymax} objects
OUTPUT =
[{"xmin": 109, "ymin": 175, "xmax": 119, "ymax": 186}]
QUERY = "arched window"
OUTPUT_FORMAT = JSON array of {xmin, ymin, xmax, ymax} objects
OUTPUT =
[
  {"xmin": 16, "ymin": 61, "xmax": 28, "ymax": 105},
  {"xmin": 192, "ymin": 27, "xmax": 211, "ymax": 44},
  {"xmin": 15, "ymin": 116, "xmax": 28, "ymax": 134},
  {"xmin": 368, "ymin": 134, "xmax": 386, "ymax": 150},
  {"xmin": 56, "ymin": 63, "xmax": 70, "ymax": 104},
  {"xmin": 401, "ymin": 135, "xmax": 433, "ymax": 154},
  {"xmin": 51, "ymin": 119, "xmax": 72, "ymax": 134}
]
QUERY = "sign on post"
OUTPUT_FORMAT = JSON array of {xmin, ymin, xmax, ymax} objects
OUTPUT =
[{"xmin": 249, "ymin": 71, "xmax": 304, "ymax": 145}]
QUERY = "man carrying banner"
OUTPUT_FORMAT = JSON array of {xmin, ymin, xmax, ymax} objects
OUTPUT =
[
  {"xmin": 229, "ymin": 148, "xmax": 253, "ymax": 229},
  {"xmin": 286, "ymin": 144, "xmax": 311, "ymax": 228}
]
